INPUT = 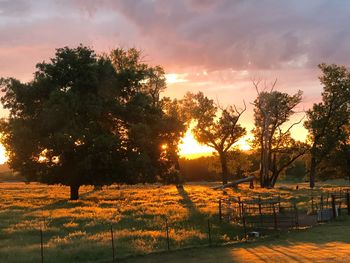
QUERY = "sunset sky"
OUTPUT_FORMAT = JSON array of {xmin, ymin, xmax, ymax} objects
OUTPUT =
[{"xmin": 1, "ymin": 0, "xmax": 350, "ymax": 158}]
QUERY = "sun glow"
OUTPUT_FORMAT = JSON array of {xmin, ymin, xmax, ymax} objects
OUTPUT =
[
  {"xmin": 0, "ymin": 144, "xmax": 8, "ymax": 164},
  {"xmin": 178, "ymin": 130, "xmax": 213, "ymax": 159},
  {"xmin": 165, "ymin": 73, "xmax": 188, "ymax": 84},
  {"xmin": 178, "ymin": 128, "xmax": 252, "ymax": 159}
]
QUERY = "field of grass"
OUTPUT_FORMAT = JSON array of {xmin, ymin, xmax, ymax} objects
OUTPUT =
[
  {"xmin": 125, "ymin": 217, "xmax": 350, "ymax": 262},
  {"xmin": 0, "ymin": 180, "xmax": 349, "ymax": 262}
]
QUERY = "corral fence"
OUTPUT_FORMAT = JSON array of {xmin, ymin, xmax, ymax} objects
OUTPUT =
[
  {"xmin": 25, "ymin": 188, "xmax": 350, "ymax": 262},
  {"xmin": 219, "ymin": 195, "xmax": 301, "ymax": 235},
  {"xmin": 309, "ymin": 188, "xmax": 350, "ymax": 221},
  {"xmin": 219, "ymin": 188, "xmax": 350, "ymax": 237}
]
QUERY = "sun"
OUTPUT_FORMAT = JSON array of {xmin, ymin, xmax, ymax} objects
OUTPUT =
[
  {"xmin": 178, "ymin": 128, "xmax": 252, "ymax": 159},
  {"xmin": 235, "ymin": 136, "xmax": 252, "ymax": 151},
  {"xmin": 178, "ymin": 130, "xmax": 213, "ymax": 159},
  {"xmin": 0, "ymin": 144, "xmax": 8, "ymax": 164},
  {"xmin": 165, "ymin": 73, "xmax": 188, "ymax": 84}
]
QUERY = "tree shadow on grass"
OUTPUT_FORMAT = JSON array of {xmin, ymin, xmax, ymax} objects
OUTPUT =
[{"xmin": 176, "ymin": 186, "xmax": 204, "ymax": 220}]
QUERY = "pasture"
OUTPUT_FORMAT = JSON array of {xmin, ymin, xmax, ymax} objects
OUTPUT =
[{"xmin": 0, "ymin": 180, "xmax": 349, "ymax": 262}]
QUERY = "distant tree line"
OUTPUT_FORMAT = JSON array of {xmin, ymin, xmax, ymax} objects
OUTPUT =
[{"xmin": 0, "ymin": 45, "xmax": 349, "ymax": 199}]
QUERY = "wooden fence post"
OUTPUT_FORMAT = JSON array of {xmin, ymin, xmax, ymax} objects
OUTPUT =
[
  {"xmin": 347, "ymin": 192, "xmax": 350, "ymax": 215},
  {"xmin": 311, "ymin": 196, "xmax": 314, "ymax": 213},
  {"xmin": 110, "ymin": 225, "xmax": 115, "ymax": 262},
  {"xmin": 218, "ymin": 199, "xmax": 222, "ymax": 222},
  {"xmin": 165, "ymin": 218, "xmax": 170, "ymax": 251},
  {"xmin": 331, "ymin": 194, "xmax": 337, "ymax": 219},
  {"xmin": 40, "ymin": 228, "xmax": 44, "ymax": 263}
]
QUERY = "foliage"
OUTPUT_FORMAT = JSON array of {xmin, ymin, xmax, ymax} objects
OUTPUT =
[
  {"xmin": 305, "ymin": 64, "xmax": 350, "ymax": 187},
  {"xmin": 252, "ymin": 81, "xmax": 306, "ymax": 187},
  {"xmin": 181, "ymin": 92, "xmax": 246, "ymax": 185},
  {"xmin": 208, "ymin": 150, "xmax": 253, "ymax": 179},
  {"xmin": 0, "ymin": 46, "xmax": 186, "ymax": 199}
]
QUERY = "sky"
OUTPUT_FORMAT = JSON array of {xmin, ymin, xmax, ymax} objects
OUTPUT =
[{"xmin": 1, "ymin": 0, "xmax": 350, "ymax": 156}]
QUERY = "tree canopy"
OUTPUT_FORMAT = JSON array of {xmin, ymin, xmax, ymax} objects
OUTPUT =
[
  {"xmin": 252, "ymin": 81, "xmax": 306, "ymax": 187},
  {"xmin": 305, "ymin": 64, "xmax": 350, "ymax": 187},
  {"xmin": 0, "ymin": 45, "xmax": 185, "ymax": 199},
  {"xmin": 182, "ymin": 92, "xmax": 246, "ymax": 185}
]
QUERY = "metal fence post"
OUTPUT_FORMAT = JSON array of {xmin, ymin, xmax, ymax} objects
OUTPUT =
[
  {"xmin": 258, "ymin": 196, "xmax": 263, "ymax": 227},
  {"xmin": 207, "ymin": 219, "xmax": 212, "ymax": 246},
  {"xmin": 331, "ymin": 194, "xmax": 337, "ymax": 219},
  {"xmin": 110, "ymin": 225, "xmax": 115, "ymax": 262},
  {"xmin": 40, "ymin": 228, "xmax": 44, "ymax": 263},
  {"xmin": 242, "ymin": 203, "xmax": 247, "ymax": 240},
  {"xmin": 294, "ymin": 202, "xmax": 299, "ymax": 228},
  {"xmin": 273, "ymin": 204, "xmax": 278, "ymax": 230},
  {"xmin": 165, "ymin": 218, "xmax": 170, "ymax": 251}
]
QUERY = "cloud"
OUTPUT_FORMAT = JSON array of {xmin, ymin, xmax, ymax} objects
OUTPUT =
[
  {"xmin": 63, "ymin": 0, "xmax": 350, "ymax": 72},
  {"xmin": 2, "ymin": 0, "xmax": 350, "ymax": 76},
  {"xmin": 1, "ymin": 0, "xmax": 345, "ymax": 138},
  {"xmin": 0, "ymin": 0, "xmax": 31, "ymax": 16}
]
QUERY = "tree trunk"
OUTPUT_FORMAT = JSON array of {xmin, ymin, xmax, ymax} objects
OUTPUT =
[
  {"xmin": 219, "ymin": 152, "xmax": 228, "ymax": 185},
  {"xmin": 309, "ymin": 156, "xmax": 316, "ymax": 189},
  {"xmin": 175, "ymin": 157, "xmax": 181, "ymax": 171},
  {"xmin": 347, "ymin": 159, "xmax": 350, "ymax": 185},
  {"xmin": 70, "ymin": 185, "xmax": 80, "ymax": 200},
  {"xmin": 269, "ymin": 153, "xmax": 278, "ymax": 188},
  {"xmin": 271, "ymin": 172, "xmax": 279, "ymax": 188}
]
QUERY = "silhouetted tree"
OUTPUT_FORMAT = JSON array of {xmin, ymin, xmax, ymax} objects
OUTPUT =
[
  {"xmin": 209, "ymin": 150, "xmax": 253, "ymax": 180},
  {"xmin": 0, "ymin": 46, "xmax": 186, "ymax": 199},
  {"xmin": 252, "ymin": 80, "xmax": 306, "ymax": 187},
  {"xmin": 182, "ymin": 92, "xmax": 246, "ymax": 185},
  {"xmin": 0, "ymin": 46, "xmax": 124, "ymax": 200},
  {"xmin": 109, "ymin": 49, "xmax": 186, "ymax": 183},
  {"xmin": 305, "ymin": 64, "xmax": 350, "ymax": 188}
]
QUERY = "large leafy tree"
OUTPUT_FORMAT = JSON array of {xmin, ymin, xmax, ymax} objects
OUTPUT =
[
  {"xmin": 0, "ymin": 46, "xmax": 124, "ymax": 200},
  {"xmin": 0, "ymin": 46, "xmax": 185, "ymax": 199},
  {"xmin": 305, "ymin": 64, "xmax": 350, "ymax": 188},
  {"xmin": 182, "ymin": 92, "xmax": 246, "ymax": 185},
  {"xmin": 109, "ymin": 49, "xmax": 186, "ymax": 183},
  {"xmin": 252, "ymin": 81, "xmax": 306, "ymax": 187}
]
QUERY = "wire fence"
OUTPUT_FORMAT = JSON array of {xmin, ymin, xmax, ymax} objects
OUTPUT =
[{"xmin": 15, "ymin": 187, "xmax": 350, "ymax": 262}]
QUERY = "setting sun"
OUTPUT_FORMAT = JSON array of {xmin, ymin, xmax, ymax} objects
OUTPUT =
[
  {"xmin": 178, "ymin": 129, "xmax": 213, "ymax": 159},
  {"xmin": 0, "ymin": 143, "xmax": 8, "ymax": 164},
  {"xmin": 178, "ymin": 128, "xmax": 252, "ymax": 159}
]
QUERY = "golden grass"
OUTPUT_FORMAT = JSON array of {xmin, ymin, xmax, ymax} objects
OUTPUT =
[{"xmin": 0, "ymin": 180, "xmax": 349, "ymax": 262}]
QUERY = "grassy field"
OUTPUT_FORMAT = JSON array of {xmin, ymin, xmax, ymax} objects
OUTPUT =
[
  {"xmin": 0, "ymin": 180, "xmax": 349, "ymax": 262},
  {"xmin": 125, "ymin": 217, "xmax": 350, "ymax": 262}
]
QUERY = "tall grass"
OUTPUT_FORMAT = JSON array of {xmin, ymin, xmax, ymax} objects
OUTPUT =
[{"xmin": 0, "ymin": 181, "xmax": 347, "ymax": 262}]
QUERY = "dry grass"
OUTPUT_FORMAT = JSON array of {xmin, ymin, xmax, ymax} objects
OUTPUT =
[
  {"xmin": 125, "ymin": 217, "xmax": 350, "ymax": 263},
  {"xmin": 0, "ymin": 180, "xmax": 349, "ymax": 262}
]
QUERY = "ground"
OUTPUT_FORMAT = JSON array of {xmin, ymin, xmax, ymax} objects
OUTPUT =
[
  {"xmin": 0, "ymin": 180, "xmax": 349, "ymax": 262},
  {"xmin": 124, "ymin": 218, "xmax": 350, "ymax": 262}
]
